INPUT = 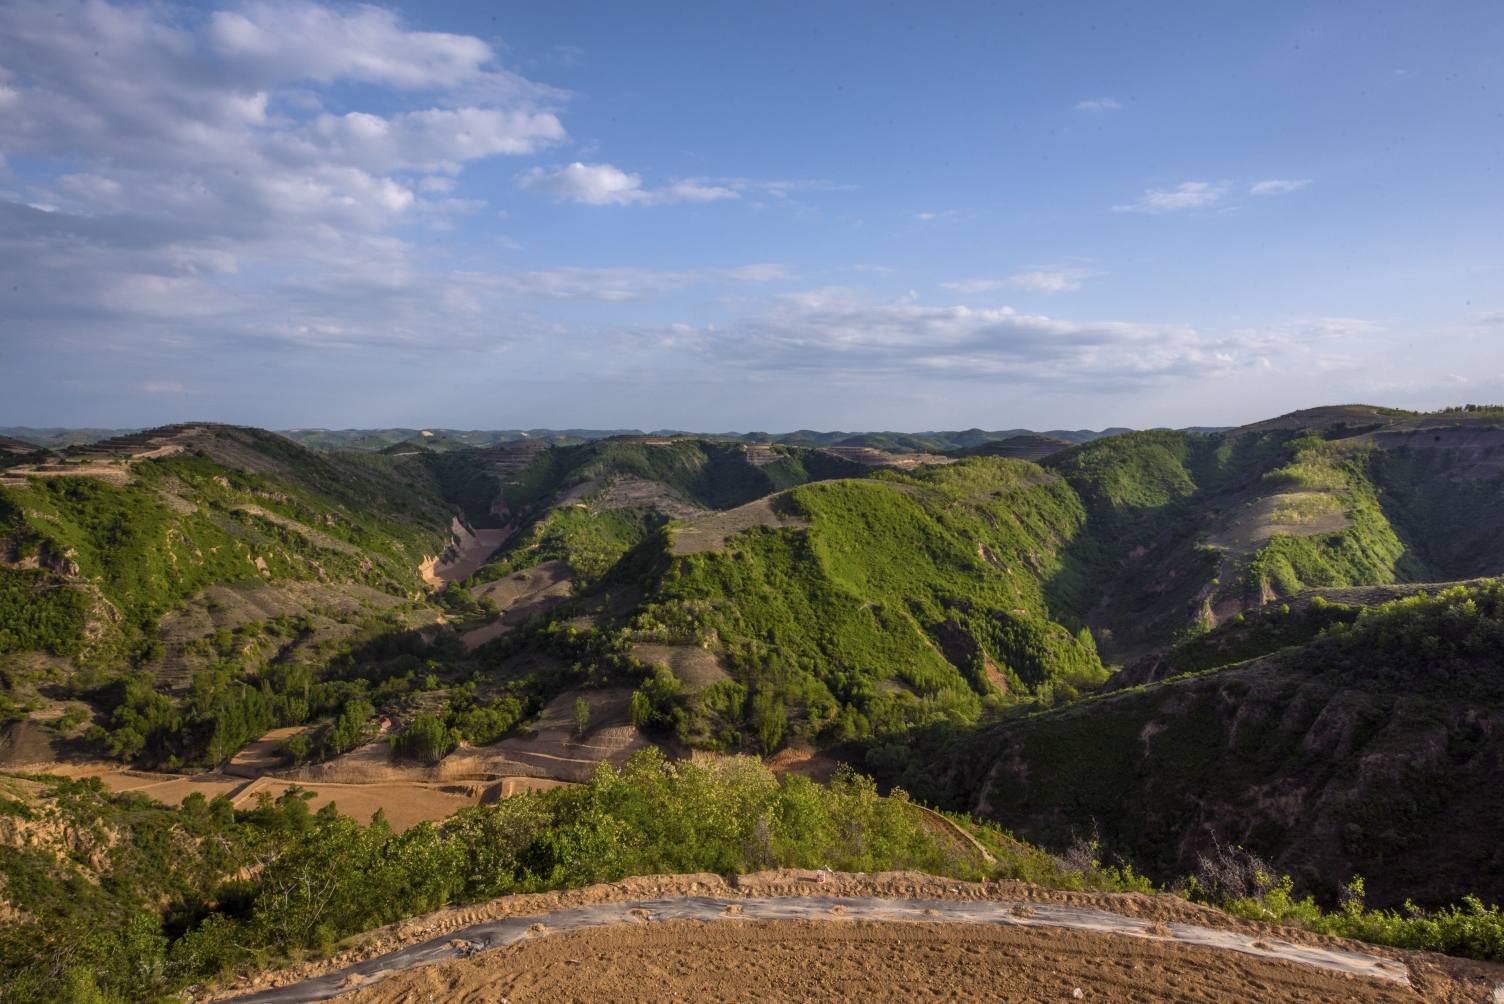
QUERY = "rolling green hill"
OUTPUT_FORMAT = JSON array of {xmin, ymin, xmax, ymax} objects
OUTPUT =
[
  {"xmin": 0, "ymin": 424, "xmax": 494, "ymax": 768},
  {"xmin": 7, "ymin": 406, "xmax": 1504, "ymax": 906},
  {"xmin": 7, "ymin": 407, "xmax": 1504, "ymax": 1000}
]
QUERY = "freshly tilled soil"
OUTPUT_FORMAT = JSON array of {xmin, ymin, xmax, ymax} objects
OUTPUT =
[
  {"xmin": 341, "ymin": 919, "xmax": 1421, "ymax": 1004},
  {"xmin": 214, "ymin": 871, "xmax": 1504, "ymax": 1004}
]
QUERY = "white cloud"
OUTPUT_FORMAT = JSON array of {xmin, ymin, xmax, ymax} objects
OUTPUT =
[
  {"xmin": 1076, "ymin": 98, "xmax": 1120, "ymax": 111},
  {"xmin": 486, "ymin": 264, "xmax": 791, "ymax": 301},
  {"xmin": 0, "ymin": 0, "xmax": 564, "ymax": 251},
  {"xmin": 941, "ymin": 268, "xmax": 1100, "ymax": 295},
  {"xmin": 0, "ymin": 0, "xmax": 585, "ymax": 364},
  {"xmin": 663, "ymin": 178, "xmax": 741, "ymax": 202},
  {"xmin": 206, "ymin": 1, "xmax": 550, "ymax": 97},
  {"xmin": 517, "ymin": 162, "xmax": 644, "ymax": 204},
  {"xmin": 1251, "ymin": 178, "xmax": 1311, "ymax": 195},
  {"xmin": 1007, "ymin": 269, "xmax": 1098, "ymax": 293},
  {"xmin": 938, "ymin": 279, "xmax": 1006, "ymax": 293},
  {"xmin": 658, "ymin": 290, "xmax": 1352, "ymax": 389},
  {"xmin": 1112, "ymin": 181, "xmax": 1227, "ymax": 213},
  {"xmin": 517, "ymin": 162, "xmax": 740, "ymax": 206}
]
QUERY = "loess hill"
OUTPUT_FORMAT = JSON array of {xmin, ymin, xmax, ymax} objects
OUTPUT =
[{"xmin": 6, "ymin": 406, "xmax": 1504, "ymax": 997}]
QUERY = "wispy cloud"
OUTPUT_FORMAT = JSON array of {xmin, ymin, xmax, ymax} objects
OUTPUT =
[
  {"xmin": 1112, "ymin": 182, "xmax": 1227, "ymax": 213},
  {"xmin": 941, "ymin": 268, "xmax": 1101, "ymax": 295},
  {"xmin": 1075, "ymin": 98, "xmax": 1120, "ymax": 111},
  {"xmin": 654, "ymin": 289, "xmax": 1359, "ymax": 389},
  {"xmin": 516, "ymin": 162, "xmax": 739, "ymax": 206},
  {"xmin": 1250, "ymin": 178, "xmax": 1311, "ymax": 195}
]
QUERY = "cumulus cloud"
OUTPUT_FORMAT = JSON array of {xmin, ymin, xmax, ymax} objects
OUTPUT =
[
  {"xmin": 1112, "ymin": 181, "xmax": 1227, "ymax": 213},
  {"xmin": 1075, "ymin": 98, "xmax": 1120, "ymax": 111},
  {"xmin": 517, "ymin": 162, "xmax": 739, "ymax": 205},
  {"xmin": 0, "ymin": 0, "xmax": 567, "ymax": 342},
  {"xmin": 1251, "ymin": 178, "xmax": 1311, "ymax": 195},
  {"xmin": 941, "ymin": 268, "xmax": 1099, "ymax": 295}
]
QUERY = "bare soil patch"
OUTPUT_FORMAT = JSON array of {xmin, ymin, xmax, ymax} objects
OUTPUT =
[
  {"xmin": 762, "ymin": 747, "xmax": 839, "ymax": 784},
  {"xmin": 279, "ymin": 689, "xmax": 647, "ymax": 787},
  {"xmin": 0, "ymin": 721, "xmax": 67, "ymax": 768},
  {"xmin": 18, "ymin": 762, "xmax": 253, "ymax": 803},
  {"xmin": 338, "ymin": 919, "xmax": 1421, "ymax": 1004},
  {"xmin": 425, "ymin": 520, "xmax": 511, "ymax": 586},
  {"xmin": 225, "ymin": 726, "xmax": 304, "ymax": 778},
  {"xmin": 671, "ymin": 494, "xmax": 808, "ymax": 555},
  {"xmin": 629, "ymin": 644, "xmax": 732, "ymax": 688},
  {"xmin": 213, "ymin": 871, "xmax": 1504, "ymax": 1004},
  {"xmin": 462, "ymin": 561, "xmax": 573, "ymax": 650},
  {"xmin": 818, "ymin": 446, "xmax": 956, "ymax": 469},
  {"xmin": 587, "ymin": 474, "xmax": 705, "ymax": 519},
  {"xmin": 226, "ymin": 776, "xmax": 484, "ymax": 830},
  {"xmin": 470, "ymin": 688, "xmax": 650, "ymax": 782},
  {"xmin": 1206, "ymin": 491, "xmax": 1353, "ymax": 555}
]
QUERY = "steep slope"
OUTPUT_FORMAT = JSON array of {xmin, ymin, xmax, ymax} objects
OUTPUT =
[
  {"xmin": 574, "ymin": 459, "xmax": 1106, "ymax": 753},
  {"xmin": 0, "ymin": 424, "xmax": 503, "ymax": 770},
  {"xmin": 1034, "ymin": 410, "xmax": 1504, "ymax": 661},
  {"xmin": 914, "ymin": 580, "xmax": 1504, "ymax": 909}
]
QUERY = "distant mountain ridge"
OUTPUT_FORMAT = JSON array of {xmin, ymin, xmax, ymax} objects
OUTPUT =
[
  {"xmin": 1, "ymin": 424, "xmax": 1184, "ymax": 453},
  {"xmin": 275, "ymin": 426, "xmax": 1152, "ymax": 453}
]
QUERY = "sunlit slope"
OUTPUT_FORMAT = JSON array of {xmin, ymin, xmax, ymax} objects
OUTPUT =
[
  {"xmin": 625, "ymin": 462, "xmax": 1107, "ymax": 745},
  {"xmin": 1034, "ymin": 410, "xmax": 1504, "ymax": 659},
  {"xmin": 467, "ymin": 438, "xmax": 869, "ymax": 588},
  {"xmin": 0, "ymin": 425, "xmax": 463, "ymax": 661},
  {"xmin": 914, "ymin": 580, "xmax": 1504, "ymax": 910}
]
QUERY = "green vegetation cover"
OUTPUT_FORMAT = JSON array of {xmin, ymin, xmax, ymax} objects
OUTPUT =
[{"xmin": 7, "ymin": 407, "xmax": 1504, "ymax": 994}]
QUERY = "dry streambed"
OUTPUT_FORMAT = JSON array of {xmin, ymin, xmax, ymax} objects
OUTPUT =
[{"xmin": 215, "ymin": 871, "xmax": 1504, "ymax": 1004}]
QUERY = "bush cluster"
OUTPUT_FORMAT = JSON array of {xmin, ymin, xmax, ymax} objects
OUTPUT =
[{"xmin": 0, "ymin": 753, "xmax": 1143, "ymax": 1004}]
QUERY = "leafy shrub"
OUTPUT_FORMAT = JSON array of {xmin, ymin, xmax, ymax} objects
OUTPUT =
[
  {"xmin": 390, "ymin": 713, "xmax": 457, "ymax": 764},
  {"xmin": 446, "ymin": 692, "xmax": 525, "ymax": 746},
  {"xmin": 1222, "ymin": 874, "xmax": 1504, "ymax": 963},
  {"xmin": 276, "ymin": 733, "xmax": 312, "ymax": 763}
]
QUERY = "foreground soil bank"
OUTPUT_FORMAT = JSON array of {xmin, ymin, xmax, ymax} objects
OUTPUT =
[{"xmin": 212, "ymin": 871, "xmax": 1504, "ymax": 1004}]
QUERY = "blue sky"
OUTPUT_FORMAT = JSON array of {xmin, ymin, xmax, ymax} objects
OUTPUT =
[{"xmin": 1, "ymin": 0, "xmax": 1500, "ymax": 431}]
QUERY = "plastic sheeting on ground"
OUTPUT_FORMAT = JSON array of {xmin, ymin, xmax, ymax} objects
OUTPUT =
[{"xmin": 234, "ymin": 895, "xmax": 1410, "ymax": 1003}]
